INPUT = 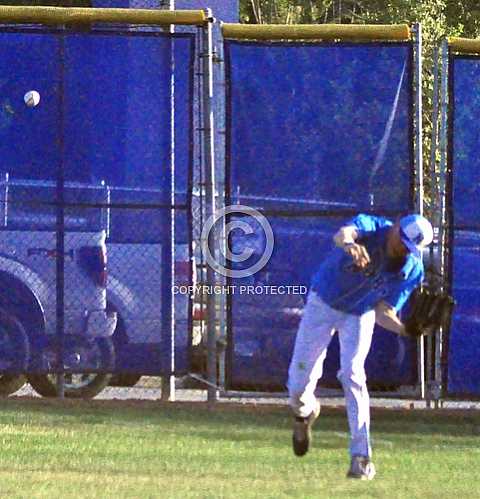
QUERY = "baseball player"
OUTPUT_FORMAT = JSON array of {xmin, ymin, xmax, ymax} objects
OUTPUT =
[{"xmin": 287, "ymin": 213, "xmax": 434, "ymax": 480}]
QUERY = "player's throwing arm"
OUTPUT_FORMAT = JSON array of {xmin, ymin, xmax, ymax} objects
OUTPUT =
[{"xmin": 334, "ymin": 226, "xmax": 370, "ymax": 269}]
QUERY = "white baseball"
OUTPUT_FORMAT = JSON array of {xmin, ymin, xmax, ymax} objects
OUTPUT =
[{"xmin": 24, "ymin": 90, "xmax": 40, "ymax": 107}]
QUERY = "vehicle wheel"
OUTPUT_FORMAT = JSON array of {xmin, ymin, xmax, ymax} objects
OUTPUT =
[
  {"xmin": 109, "ymin": 374, "xmax": 141, "ymax": 387},
  {"xmin": 28, "ymin": 372, "xmax": 113, "ymax": 399},
  {"xmin": 0, "ymin": 309, "xmax": 29, "ymax": 397},
  {"xmin": 27, "ymin": 336, "xmax": 115, "ymax": 398},
  {"xmin": 107, "ymin": 303, "xmax": 141, "ymax": 388},
  {"xmin": 0, "ymin": 374, "xmax": 27, "ymax": 396}
]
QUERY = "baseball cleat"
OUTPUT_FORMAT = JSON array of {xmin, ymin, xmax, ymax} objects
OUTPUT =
[
  {"xmin": 292, "ymin": 402, "xmax": 320, "ymax": 457},
  {"xmin": 346, "ymin": 455, "xmax": 376, "ymax": 480}
]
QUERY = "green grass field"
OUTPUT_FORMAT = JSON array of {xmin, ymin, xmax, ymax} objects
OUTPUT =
[{"xmin": 0, "ymin": 397, "xmax": 479, "ymax": 498}]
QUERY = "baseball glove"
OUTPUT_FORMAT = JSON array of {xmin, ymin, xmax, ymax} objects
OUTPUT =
[{"xmin": 403, "ymin": 287, "xmax": 455, "ymax": 338}]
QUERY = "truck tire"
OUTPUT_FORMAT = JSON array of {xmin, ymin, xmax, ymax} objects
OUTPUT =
[
  {"xmin": 0, "ymin": 309, "xmax": 30, "ymax": 397},
  {"xmin": 0, "ymin": 374, "xmax": 27, "ymax": 396},
  {"xmin": 28, "ymin": 372, "xmax": 112, "ymax": 398},
  {"xmin": 107, "ymin": 303, "xmax": 141, "ymax": 388},
  {"xmin": 27, "ymin": 337, "xmax": 114, "ymax": 398}
]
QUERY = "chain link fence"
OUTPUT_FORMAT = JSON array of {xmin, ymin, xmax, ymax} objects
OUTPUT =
[{"xmin": 0, "ymin": 4, "xmax": 208, "ymax": 400}]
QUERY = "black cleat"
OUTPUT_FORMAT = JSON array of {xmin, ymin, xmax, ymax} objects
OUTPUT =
[{"xmin": 292, "ymin": 403, "xmax": 320, "ymax": 457}]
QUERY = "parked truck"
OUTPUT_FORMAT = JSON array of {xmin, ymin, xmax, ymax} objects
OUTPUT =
[
  {"xmin": 0, "ymin": 176, "xmax": 117, "ymax": 397},
  {"xmin": 0, "ymin": 175, "xmax": 192, "ymax": 398}
]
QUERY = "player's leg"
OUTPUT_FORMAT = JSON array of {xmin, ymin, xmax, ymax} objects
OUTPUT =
[
  {"xmin": 287, "ymin": 292, "xmax": 337, "ymax": 456},
  {"xmin": 337, "ymin": 309, "xmax": 376, "ymax": 479},
  {"xmin": 287, "ymin": 291, "xmax": 337, "ymax": 418}
]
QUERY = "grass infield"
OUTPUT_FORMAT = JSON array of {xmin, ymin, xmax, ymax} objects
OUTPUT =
[{"xmin": 0, "ymin": 397, "xmax": 479, "ymax": 498}]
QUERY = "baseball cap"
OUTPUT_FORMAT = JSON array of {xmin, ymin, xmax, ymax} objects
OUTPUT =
[{"xmin": 399, "ymin": 214, "xmax": 434, "ymax": 257}]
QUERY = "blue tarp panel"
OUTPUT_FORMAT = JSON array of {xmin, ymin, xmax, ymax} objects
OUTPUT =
[
  {"xmin": 225, "ymin": 41, "xmax": 416, "ymax": 390},
  {"xmin": 226, "ymin": 42, "xmax": 413, "ymax": 213},
  {"xmin": 449, "ymin": 57, "xmax": 480, "ymax": 231},
  {"xmin": 0, "ymin": 28, "xmax": 194, "ymax": 376},
  {"xmin": 63, "ymin": 31, "xmax": 194, "ymax": 375},
  {"xmin": 447, "ymin": 230, "xmax": 480, "ymax": 395},
  {"xmin": 0, "ymin": 32, "xmax": 61, "ymax": 180},
  {"xmin": 447, "ymin": 55, "xmax": 480, "ymax": 396}
]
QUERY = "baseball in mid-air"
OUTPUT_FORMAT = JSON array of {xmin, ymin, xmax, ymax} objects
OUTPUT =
[{"xmin": 24, "ymin": 90, "xmax": 40, "ymax": 108}]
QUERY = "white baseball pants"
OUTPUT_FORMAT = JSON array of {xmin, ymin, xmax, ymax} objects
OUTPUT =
[{"xmin": 287, "ymin": 291, "xmax": 376, "ymax": 458}]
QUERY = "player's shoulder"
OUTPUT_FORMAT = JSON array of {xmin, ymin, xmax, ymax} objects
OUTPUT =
[{"xmin": 344, "ymin": 213, "xmax": 393, "ymax": 233}]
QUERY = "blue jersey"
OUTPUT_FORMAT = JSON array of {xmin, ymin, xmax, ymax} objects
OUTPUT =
[{"xmin": 310, "ymin": 214, "xmax": 424, "ymax": 315}]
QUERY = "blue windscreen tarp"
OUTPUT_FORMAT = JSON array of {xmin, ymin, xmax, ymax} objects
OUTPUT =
[
  {"xmin": 63, "ymin": 31, "xmax": 194, "ymax": 375},
  {"xmin": 226, "ymin": 42, "xmax": 413, "ymax": 213},
  {"xmin": 0, "ymin": 28, "xmax": 194, "ymax": 377},
  {"xmin": 447, "ymin": 55, "xmax": 480, "ymax": 396},
  {"xmin": 0, "ymin": 32, "xmax": 61, "ymax": 179},
  {"xmin": 447, "ymin": 230, "xmax": 480, "ymax": 395},
  {"xmin": 449, "ymin": 57, "xmax": 480, "ymax": 231},
  {"xmin": 225, "ymin": 41, "xmax": 416, "ymax": 390}
]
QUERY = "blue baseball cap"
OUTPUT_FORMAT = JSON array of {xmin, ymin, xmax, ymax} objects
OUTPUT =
[{"xmin": 399, "ymin": 214, "xmax": 433, "ymax": 257}]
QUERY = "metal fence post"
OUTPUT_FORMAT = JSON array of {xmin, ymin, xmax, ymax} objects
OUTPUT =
[
  {"xmin": 201, "ymin": 9, "xmax": 218, "ymax": 404},
  {"xmin": 425, "ymin": 45, "xmax": 440, "ymax": 406},
  {"xmin": 435, "ymin": 39, "xmax": 450, "ymax": 403},
  {"xmin": 213, "ymin": 26, "xmax": 227, "ymax": 391},
  {"xmin": 412, "ymin": 23, "xmax": 426, "ymax": 400},
  {"xmin": 161, "ymin": 0, "xmax": 176, "ymax": 403},
  {"xmin": 429, "ymin": 46, "xmax": 441, "ymax": 229}
]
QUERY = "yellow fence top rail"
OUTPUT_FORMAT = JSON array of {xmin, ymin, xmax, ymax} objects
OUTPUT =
[
  {"xmin": 449, "ymin": 37, "xmax": 480, "ymax": 54},
  {"xmin": 0, "ymin": 6, "xmax": 206, "ymax": 26},
  {"xmin": 222, "ymin": 23, "xmax": 411, "ymax": 42}
]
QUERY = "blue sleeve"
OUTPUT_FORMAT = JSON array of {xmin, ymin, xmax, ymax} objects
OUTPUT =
[
  {"xmin": 344, "ymin": 213, "xmax": 393, "ymax": 236},
  {"xmin": 384, "ymin": 267, "xmax": 424, "ymax": 312}
]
